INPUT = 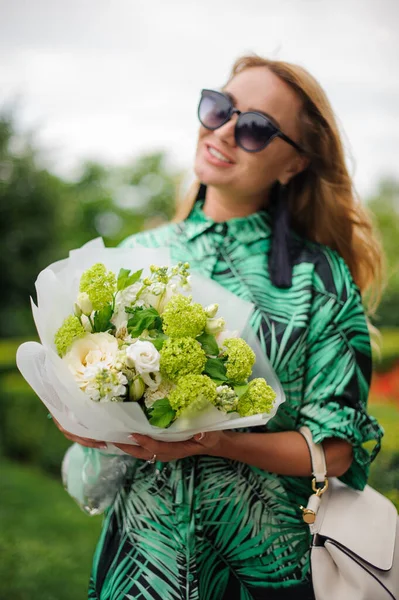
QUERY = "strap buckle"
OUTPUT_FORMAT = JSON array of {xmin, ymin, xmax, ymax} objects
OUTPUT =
[{"xmin": 312, "ymin": 477, "xmax": 329, "ymax": 497}]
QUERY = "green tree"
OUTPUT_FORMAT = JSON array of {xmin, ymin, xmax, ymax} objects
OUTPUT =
[
  {"xmin": 366, "ymin": 178, "xmax": 399, "ymax": 327},
  {"xmin": 0, "ymin": 112, "xmax": 70, "ymax": 336},
  {"xmin": 0, "ymin": 111, "xmax": 181, "ymax": 337}
]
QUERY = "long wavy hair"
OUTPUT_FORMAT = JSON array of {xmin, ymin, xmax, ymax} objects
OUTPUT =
[{"xmin": 174, "ymin": 54, "xmax": 385, "ymax": 342}]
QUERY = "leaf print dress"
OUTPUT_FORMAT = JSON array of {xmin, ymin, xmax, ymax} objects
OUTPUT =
[{"xmin": 88, "ymin": 199, "xmax": 383, "ymax": 600}]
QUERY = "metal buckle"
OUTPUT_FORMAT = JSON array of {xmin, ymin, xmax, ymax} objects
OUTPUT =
[{"xmin": 312, "ymin": 477, "xmax": 329, "ymax": 497}]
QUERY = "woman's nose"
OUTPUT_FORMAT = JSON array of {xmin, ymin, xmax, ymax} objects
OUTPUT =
[{"xmin": 213, "ymin": 114, "xmax": 238, "ymax": 146}]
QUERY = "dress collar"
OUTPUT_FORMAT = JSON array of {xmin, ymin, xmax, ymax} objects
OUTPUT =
[{"xmin": 182, "ymin": 200, "xmax": 272, "ymax": 245}]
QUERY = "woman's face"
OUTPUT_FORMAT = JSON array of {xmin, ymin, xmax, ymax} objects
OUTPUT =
[{"xmin": 194, "ymin": 66, "xmax": 307, "ymax": 199}]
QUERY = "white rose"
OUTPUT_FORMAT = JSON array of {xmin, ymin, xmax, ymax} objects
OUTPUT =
[
  {"xmin": 63, "ymin": 332, "xmax": 119, "ymax": 388},
  {"xmin": 125, "ymin": 340, "xmax": 160, "ymax": 374}
]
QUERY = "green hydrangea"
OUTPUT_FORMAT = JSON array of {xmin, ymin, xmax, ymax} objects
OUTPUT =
[
  {"xmin": 54, "ymin": 315, "xmax": 86, "ymax": 356},
  {"xmin": 79, "ymin": 263, "xmax": 116, "ymax": 311},
  {"xmin": 162, "ymin": 294, "xmax": 207, "ymax": 338},
  {"xmin": 168, "ymin": 374, "xmax": 217, "ymax": 417},
  {"xmin": 237, "ymin": 378, "xmax": 276, "ymax": 417},
  {"xmin": 160, "ymin": 337, "xmax": 206, "ymax": 383},
  {"xmin": 222, "ymin": 338, "xmax": 256, "ymax": 384}
]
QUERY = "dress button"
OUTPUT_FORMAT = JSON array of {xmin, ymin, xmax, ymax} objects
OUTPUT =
[
  {"xmin": 214, "ymin": 223, "xmax": 227, "ymax": 235},
  {"xmin": 188, "ymin": 573, "xmax": 194, "ymax": 582}
]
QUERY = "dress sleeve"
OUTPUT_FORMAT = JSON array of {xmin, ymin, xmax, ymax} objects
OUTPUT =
[{"xmin": 298, "ymin": 249, "xmax": 384, "ymax": 491}]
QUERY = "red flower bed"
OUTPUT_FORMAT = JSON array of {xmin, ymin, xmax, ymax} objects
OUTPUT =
[{"xmin": 371, "ymin": 360, "xmax": 399, "ymax": 402}]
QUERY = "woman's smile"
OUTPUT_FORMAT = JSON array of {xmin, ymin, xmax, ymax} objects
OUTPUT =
[{"xmin": 204, "ymin": 143, "xmax": 235, "ymax": 167}]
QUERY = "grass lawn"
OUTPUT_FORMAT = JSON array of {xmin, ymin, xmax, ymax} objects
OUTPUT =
[{"xmin": 0, "ymin": 457, "xmax": 102, "ymax": 600}]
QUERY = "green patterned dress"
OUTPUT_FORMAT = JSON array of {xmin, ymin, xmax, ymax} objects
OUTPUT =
[{"xmin": 88, "ymin": 199, "xmax": 383, "ymax": 600}]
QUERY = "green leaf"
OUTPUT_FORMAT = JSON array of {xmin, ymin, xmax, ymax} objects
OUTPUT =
[
  {"xmin": 93, "ymin": 304, "xmax": 114, "ymax": 332},
  {"xmin": 148, "ymin": 398, "xmax": 176, "ymax": 428},
  {"xmin": 197, "ymin": 332, "xmax": 220, "ymax": 356},
  {"xmin": 233, "ymin": 384, "xmax": 249, "ymax": 398},
  {"xmin": 127, "ymin": 307, "xmax": 162, "ymax": 337},
  {"xmin": 117, "ymin": 268, "xmax": 143, "ymax": 291},
  {"xmin": 145, "ymin": 331, "xmax": 168, "ymax": 351},
  {"xmin": 203, "ymin": 358, "xmax": 228, "ymax": 381}
]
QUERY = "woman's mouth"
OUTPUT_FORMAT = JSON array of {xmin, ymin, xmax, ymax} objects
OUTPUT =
[{"xmin": 205, "ymin": 144, "xmax": 235, "ymax": 167}]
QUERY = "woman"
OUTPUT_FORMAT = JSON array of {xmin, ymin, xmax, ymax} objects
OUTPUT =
[{"xmin": 57, "ymin": 55, "xmax": 385, "ymax": 599}]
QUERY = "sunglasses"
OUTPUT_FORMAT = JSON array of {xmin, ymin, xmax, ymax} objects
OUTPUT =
[{"xmin": 198, "ymin": 88, "xmax": 304, "ymax": 154}]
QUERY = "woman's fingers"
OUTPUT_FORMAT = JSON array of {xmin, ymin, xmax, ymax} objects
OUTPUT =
[
  {"xmin": 64, "ymin": 433, "xmax": 107, "ymax": 450},
  {"xmin": 113, "ymin": 443, "xmax": 155, "ymax": 460}
]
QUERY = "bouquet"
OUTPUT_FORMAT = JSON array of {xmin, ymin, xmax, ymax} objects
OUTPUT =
[{"xmin": 17, "ymin": 239, "xmax": 285, "ymax": 446}]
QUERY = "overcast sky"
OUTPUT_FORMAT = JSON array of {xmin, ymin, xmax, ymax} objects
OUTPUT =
[{"xmin": 0, "ymin": 0, "xmax": 398, "ymax": 197}]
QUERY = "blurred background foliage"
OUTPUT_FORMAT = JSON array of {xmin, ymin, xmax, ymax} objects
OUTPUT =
[
  {"xmin": 1, "ymin": 109, "xmax": 398, "ymax": 599},
  {"xmin": 0, "ymin": 111, "xmax": 180, "ymax": 338}
]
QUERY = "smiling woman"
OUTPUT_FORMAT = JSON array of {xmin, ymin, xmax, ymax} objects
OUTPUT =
[{"xmin": 55, "ymin": 54, "xmax": 386, "ymax": 600}]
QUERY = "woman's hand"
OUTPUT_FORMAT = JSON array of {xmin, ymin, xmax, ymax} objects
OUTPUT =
[
  {"xmin": 52, "ymin": 416, "xmax": 108, "ymax": 450},
  {"xmin": 113, "ymin": 431, "xmax": 225, "ymax": 462}
]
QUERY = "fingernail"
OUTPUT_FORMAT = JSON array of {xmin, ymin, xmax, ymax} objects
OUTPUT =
[
  {"xmin": 98, "ymin": 443, "xmax": 107, "ymax": 449},
  {"xmin": 128, "ymin": 435, "xmax": 138, "ymax": 442}
]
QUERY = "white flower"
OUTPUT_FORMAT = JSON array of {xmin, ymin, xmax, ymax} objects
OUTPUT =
[
  {"xmin": 204, "ymin": 303, "xmax": 219, "ymax": 318},
  {"xmin": 141, "ymin": 281, "xmax": 177, "ymax": 314},
  {"xmin": 181, "ymin": 275, "xmax": 192, "ymax": 291},
  {"xmin": 64, "ymin": 332, "xmax": 118, "ymax": 381},
  {"xmin": 144, "ymin": 380, "xmax": 175, "ymax": 408},
  {"xmin": 117, "ymin": 282, "xmax": 142, "ymax": 306},
  {"xmin": 112, "ymin": 311, "xmax": 128, "ymax": 332},
  {"xmin": 125, "ymin": 340, "xmax": 160, "ymax": 374},
  {"xmin": 63, "ymin": 332, "xmax": 127, "ymax": 401},
  {"xmin": 215, "ymin": 384, "xmax": 238, "ymax": 412},
  {"xmin": 80, "ymin": 315, "xmax": 93, "ymax": 332},
  {"xmin": 141, "ymin": 370, "xmax": 162, "ymax": 390},
  {"xmin": 205, "ymin": 317, "xmax": 226, "ymax": 336},
  {"xmin": 111, "ymin": 282, "xmax": 142, "ymax": 330},
  {"xmin": 86, "ymin": 368, "xmax": 127, "ymax": 403},
  {"xmin": 76, "ymin": 292, "xmax": 93, "ymax": 316}
]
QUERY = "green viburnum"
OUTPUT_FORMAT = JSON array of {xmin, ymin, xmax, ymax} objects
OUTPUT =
[
  {"xmin": 54, "ymin": 315, "xmax": 86, "ymax": 356},
  {"xmin": 168, "ymin": 374, "xmax": 217, "ymax": 417},
  {"xmin": 237, "ymin": 378, "xmax": 276, "ymax": 417},
  {"xmin": 160, "ymin": 337, "xmax": 206, "ymax": 383},
  {"xmin": 162, "ymin": 294, "xmax": 207, "ymax": 338},
  {"xmin": 79, "ymin": 263, "xmax": 116, "ymax": 311},
  {"xmin": 222, "ymin": 338, "xmax": 256, "ymax": 384}
]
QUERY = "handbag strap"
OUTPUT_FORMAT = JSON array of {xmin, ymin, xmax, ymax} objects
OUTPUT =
[
  {"xmin": 298, "ymin": 426, "xmax": 327, "ymax": 483},
  {"xmin": 298, "ymin": 426, "xmax": 330, "ymax": 524}
]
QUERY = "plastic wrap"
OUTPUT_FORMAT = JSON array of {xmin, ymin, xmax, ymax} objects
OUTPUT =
[{"xmin": 61, "ymin": 443, "xmax": 135, "ymax": 515}]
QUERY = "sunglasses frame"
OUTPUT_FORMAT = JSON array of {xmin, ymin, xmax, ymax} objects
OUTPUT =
[{"xmin": 198, "ymin": 88, "xmax": 304, "ymax": 154}]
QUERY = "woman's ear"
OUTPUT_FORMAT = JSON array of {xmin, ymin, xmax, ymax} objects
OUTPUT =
[{"xmin": 279, "ymin": 155, "xmax": 310, "ymax": 186}]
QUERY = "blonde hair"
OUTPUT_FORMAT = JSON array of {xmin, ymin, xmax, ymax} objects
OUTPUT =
[{"xmin": 175, "ymin": 54, "xmax": 386, "ymax": 344}]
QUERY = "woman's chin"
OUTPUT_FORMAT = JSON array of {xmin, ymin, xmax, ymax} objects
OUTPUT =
[{"xmin": 194, "ymin": 159, "xmax": 233, "ymax": 187}]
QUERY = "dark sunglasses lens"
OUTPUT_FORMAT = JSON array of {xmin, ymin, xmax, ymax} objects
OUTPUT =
[
  {"xmin": 199, "ymin": 91, "xmax": 231, "ymax": 129},
  {"xmin": 236, "ymin": 112, "xmax": 276, "ymax": 152}
]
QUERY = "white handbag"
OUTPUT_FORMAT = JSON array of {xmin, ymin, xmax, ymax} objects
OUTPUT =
[{"xmin": 298, "ymin": 426, "xmax": 399, "ymax": 600}]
